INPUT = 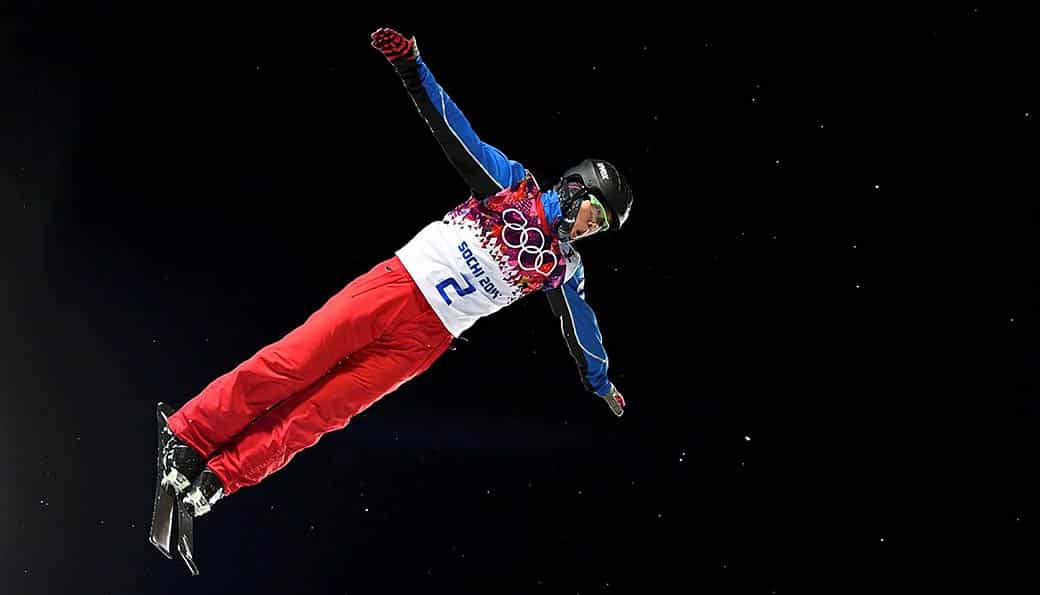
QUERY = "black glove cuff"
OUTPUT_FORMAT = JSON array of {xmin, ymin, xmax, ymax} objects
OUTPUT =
[{"xmin": 394, "ymin": 59, "xmax": 421, "ymax": 91}]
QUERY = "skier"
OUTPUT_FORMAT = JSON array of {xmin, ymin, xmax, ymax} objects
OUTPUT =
[{"xmin": 151, "ymin": 27, "xmax": 634, "ymax": 572}]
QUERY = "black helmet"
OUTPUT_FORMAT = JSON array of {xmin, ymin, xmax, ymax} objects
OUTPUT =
[{"xmin": 556, "ymin": 159, "xmax": 634, "ymax": 234}]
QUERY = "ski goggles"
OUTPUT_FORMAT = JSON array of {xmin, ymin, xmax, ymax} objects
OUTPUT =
[
  {"xmin": 587, "ymin": 194, "xmax": 611, "ymax": 233},
  {"xmin": 556, "ymin": 177, "xmax": 612, "ymax": 240}
]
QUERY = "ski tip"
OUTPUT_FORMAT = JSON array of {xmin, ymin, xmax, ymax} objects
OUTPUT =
[
  {"xmin": 179, "ymin": 536, "xmax": 199, "ymax": 576},
  {"xmin": 157, "ymin": 402, "xmax": 175, "ymax": 420},
  {"xmin": 183, "ymin": 558, "xmax": 199, "ymax": 576},
  {"xmin": 148, "ymin": 535, "xmax": 174, "ymax": 560}
]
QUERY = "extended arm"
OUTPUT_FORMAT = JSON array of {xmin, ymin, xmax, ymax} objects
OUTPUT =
[
  {"xmin": 544, "ymin": 254, "xmax": 626, "ymax": 416},
  {"xmin": 371, "ymin": 28, "xmax": 526, "ymax": 198}
]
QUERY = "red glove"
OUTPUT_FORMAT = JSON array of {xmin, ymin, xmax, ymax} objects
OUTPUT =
[
  {"xmin": 370, "ymin": 28, "xmax": 417, "ymax": 63},
  {"xmin": 604, "ymin": 385, "xmax": 625, "ymax": 417}
]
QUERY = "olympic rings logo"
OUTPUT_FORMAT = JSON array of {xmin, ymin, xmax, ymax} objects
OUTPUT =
[{"xmin": 500, "ymin": 208, "xmax": 557, "ymax": 276}]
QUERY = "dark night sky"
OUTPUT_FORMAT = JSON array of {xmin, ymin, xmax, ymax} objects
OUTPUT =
[{"xmin": 2, "ymin": 4, "xmax": 1038, "ymax": 594}]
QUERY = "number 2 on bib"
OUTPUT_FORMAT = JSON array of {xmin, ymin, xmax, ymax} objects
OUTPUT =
[{"xmin": 436, "ymin": 274, "xmax": 476, "ymax": 305}]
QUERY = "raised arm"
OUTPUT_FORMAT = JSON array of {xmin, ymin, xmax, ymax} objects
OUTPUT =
[{"xmin": 371, "ymin": 28, "xmax": 526, "ymax": 199}]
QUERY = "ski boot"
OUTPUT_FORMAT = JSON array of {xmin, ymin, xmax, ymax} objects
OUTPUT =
[
  {"xmin": 181, "ymin": 468, "xmax": 225, "ymax": 518},
  {"xmin": 158, "ymin": 404, "xmax": 206, "ymax": 495}
]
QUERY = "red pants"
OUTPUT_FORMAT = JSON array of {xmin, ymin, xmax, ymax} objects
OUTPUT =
[{"xmin": 168, "ymin": 256, "xmax": 453, "ymax": 496}]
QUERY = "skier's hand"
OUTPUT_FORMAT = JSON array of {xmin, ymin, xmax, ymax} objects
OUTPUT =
[
  {"xmin": 370, "ymin": 28, "xmax": 417, "ymax": 63},
  {"xmin": 603, "ymin": 385, "xmax": 625, "ymax": 417}
]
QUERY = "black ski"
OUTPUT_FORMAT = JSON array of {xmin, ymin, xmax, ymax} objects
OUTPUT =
[
  {"xmin": 149, "ymin": 401, "xmax": 202, "ymax": 575},
  {"xmin": 148, "ymin": 403, "xmax": 176, "ymax": 559}
]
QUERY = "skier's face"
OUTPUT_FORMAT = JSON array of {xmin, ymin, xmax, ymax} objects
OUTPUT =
[{"xmin": 568, "ymin": 196, "xmax": 611, "ymax": 240}]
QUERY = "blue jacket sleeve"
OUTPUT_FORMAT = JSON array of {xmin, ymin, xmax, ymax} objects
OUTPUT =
[
  {"xmin": 544, "ymin": 252, "xmax": 613, "ymax": 397},
  {"xmin": 392, "ymin": 51, "xmax": 526, "ymax": 198}
]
